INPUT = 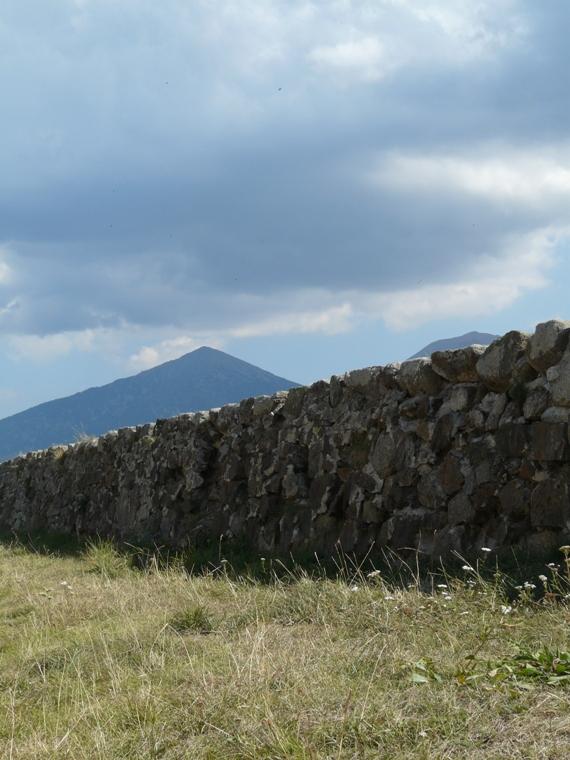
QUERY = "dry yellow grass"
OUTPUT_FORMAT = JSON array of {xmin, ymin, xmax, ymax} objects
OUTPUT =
[{"xmin": 1, "ymin": 540, "xmax": 570, "ymax": 758}]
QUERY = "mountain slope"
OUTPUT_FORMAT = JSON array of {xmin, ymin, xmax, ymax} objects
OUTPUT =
[
  {"xmin": 409, "ymin": 331, "xmax": 500, "ymax": 360},
  {"xmin": 0, "ymin": 347, "xmax": 298, "ymax": 461}
]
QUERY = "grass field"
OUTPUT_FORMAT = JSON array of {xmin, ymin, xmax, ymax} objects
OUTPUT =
[{"xmin": 2, "ymin": 539, "xmax": 570, "ymax": 759}]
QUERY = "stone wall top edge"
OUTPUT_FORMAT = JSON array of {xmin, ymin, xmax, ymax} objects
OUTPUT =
[{"xmin": 1, "ymin": 321, "xmax": 569, "ymax": 468}]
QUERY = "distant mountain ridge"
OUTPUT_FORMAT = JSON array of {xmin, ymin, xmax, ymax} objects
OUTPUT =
[
  {"xmin": 409, "ymin": 331, "xmax": 500, "ymax": 360},
  {"xmin": 0, "ymin": 347, "xmax": 298, "ymax": 462}
]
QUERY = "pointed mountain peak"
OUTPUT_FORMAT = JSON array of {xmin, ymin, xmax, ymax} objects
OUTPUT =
[{"xmin": 0, "ymin": 350, "xmax": 298, "ymax": 461}]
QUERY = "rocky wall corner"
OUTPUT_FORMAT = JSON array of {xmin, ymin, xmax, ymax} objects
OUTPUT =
[{"xmin": 2, "ymin": 320, "xmax": 570, "ymax": 560}]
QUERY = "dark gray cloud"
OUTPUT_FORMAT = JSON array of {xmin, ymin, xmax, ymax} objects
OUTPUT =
[{"xmin": 1, "ymin": 0, "xmax": 569, "ymax": 339}]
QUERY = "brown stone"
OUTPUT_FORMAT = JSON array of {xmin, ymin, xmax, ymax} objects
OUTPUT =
[
  {"xmin": 499, "ymin": 480, "xmax": 530, "ymax": 520},
  {"xmin": 495, "ymin": 423, "xmax": 528, "ymax": 458},
  {"xmin": 529, "ymin": 422, "xmax": 569, "ymax": 462},
  {"xmin": 518, "ymin": 460, "xmax": 537, "ymax": 481},
  {"xmin": 417, "ymin": 470, "xmax": 446, "ymax": 509},
  {"xmin": 448, "ymin": 492, "xmax": 474, "ymax": 525},
  {"xmin": 471, "ymin": 482, "xmax": 500, "ymax": 522},
  {"xmin": 400, "ymin": 395, "xmax": 430, "ymax": 419},
  {"xmin": 530, "ymin": 480, "xmax": 569, "ymax": 528},
  {"xmin": 439, "ymin": 453, "xmax": 464, "ymax": 496},
  {"xmin": 432, "ymin": 413, "xmax": 461, "ymax": 453}
]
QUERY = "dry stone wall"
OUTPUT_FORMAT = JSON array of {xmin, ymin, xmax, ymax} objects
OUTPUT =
[{"xmin": 2, "ymin": 321, "xmax": 570, "ymax": 558}]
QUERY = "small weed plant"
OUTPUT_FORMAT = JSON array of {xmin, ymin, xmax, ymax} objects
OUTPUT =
[{"xmin": 83, "ymin": 538, "xmax": 131, "ymax": 578}]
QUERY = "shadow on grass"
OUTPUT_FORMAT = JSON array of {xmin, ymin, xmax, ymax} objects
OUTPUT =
[{"xmin": 0, "ymin": 530, "xmax": 566, "ymax": 592}]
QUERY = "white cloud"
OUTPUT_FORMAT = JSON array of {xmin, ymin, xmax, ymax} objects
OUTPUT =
[
  {"xmin": 0, "ymin": 246, "xmax": 13, "ymax": 284},
  {"xmin": 0, "ymin": 299, "xmax": 18, "ymax": 318},
  {"xmin": 228, "ymin": 304, "xmax": 353, "ymax": 339},
  {"xmin": 372, "ymin": 146, "xmax": 570, "ymax": 207},
  {"xmin": 309, "ymin": 37, "xmax": 388, "ymax": 82},
  {"xmin": 398, "ymin": 0, "xmax": 524, "ymax": 45},
  {"xmin": 8, "ymin": 331, "xmax": 97, "ymax": 362},
  {"xmin": 128, "ymin": 303, "xmax": 353, "ymax": 369},
  {"xmin": 361, "ymin": 227, "xmax": 565, "ymax": 330}
]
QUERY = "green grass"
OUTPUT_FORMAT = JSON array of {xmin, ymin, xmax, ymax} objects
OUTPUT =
[{"xmin": 2, "ymin": 540, "xmax": 570, "ymax": 758}]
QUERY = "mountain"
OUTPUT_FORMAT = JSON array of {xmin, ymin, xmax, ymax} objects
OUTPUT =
[
  {"xmin": 0, "ymin": 347, "xmax": 298, "ymax": 462},
  {"xmin": 409, "ymin": 331, "xmax": 500, "ymax": 360}
]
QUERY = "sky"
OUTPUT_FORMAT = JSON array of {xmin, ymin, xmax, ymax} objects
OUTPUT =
[{"xmin": 1, "ymin": 0, "xmax": 570, "ymax": 417}]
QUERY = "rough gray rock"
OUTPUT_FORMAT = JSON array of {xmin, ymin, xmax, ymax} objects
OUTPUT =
[
  {"xmin": 476, "ymin": 331, "xmax": 530, "ymax": 392},
  {"xmin": 531, "ymin": 479, "xmax": 569, "ymax": 528},
  {"xmin": 431, "ymin": 345, "xmax": 486, "ymax": 383},
  {"xmin": 547, "ymin": 344, "xmax": 570, "ymax": 407},
  {"xmin": 541, "ymin": 406, "xmax": 570, "ymax": 423},
  {"xmin": 523, "ymin": 385, "xmax": 550, "ymax": 420},
  {"xmin": 529, "ymin": 422, "xmax": 569, "ymax": 461},
  {"xmin": 397, "ymin": 358, "xmax": 446, "ymax": 397},
  {"xmin": 527, "ymin": 320, "xmax": 570, "ymax": 372}
]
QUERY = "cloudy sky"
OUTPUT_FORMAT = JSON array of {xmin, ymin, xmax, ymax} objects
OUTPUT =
[{"xmin": 1, "ymin": 0, "xmax": 569, "ymax": 416}]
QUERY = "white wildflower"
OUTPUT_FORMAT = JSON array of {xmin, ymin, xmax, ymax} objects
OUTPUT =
[
  {"xmin": 480, "ymin": 547, "xmax": 492, "ymax": 553},
  {"xmin": 538, "ymin": 574, "xmax": 548, "ymax": 583},
  {"xmin": 500, "ymin": 605, "xmax": 513, "ymax": 615},
  {"xmin": 367, "ymin": 570, "xmax": 381, "ymax": 578},
  {"xmin": 462, "ymin": 565, "xmax": 474, "ymax": 571},
  {"xmin": 350, "ymin": 585, "xmax": 359, "ymax": 592},
  {"xmin": 437, "ymin": 583, "xmax": 448, "ymax": 589}
]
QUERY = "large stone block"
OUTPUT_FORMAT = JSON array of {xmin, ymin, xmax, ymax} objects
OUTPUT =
[
  {"xmin": 370, "ymin": 432, "xmax": 397, "ymax": 478},
  {"xmin": 499, "ymin": 480, "xmax": 530, "ymax": 520},
  {"xmin": 531, "ymin": 479, "xmax": 569, "ymax": 528},
  {"xmin": 471, "ymin": 482, "xmax": 500, "ymax": 522},
  {"xmin": 448, "ymin": 492, "xmax": 474, "ymax": 525},
  {"xmin": 527, "ymin": 320, "xmax": 570, "ymax": 372},
  {"xmin": 437, "ymin": 385, "xmax": 480, "ymax": 419},
  {"xmin": 417, "ymin": 470, "xmax": 447, "ymax": 509},
  {"xmin": 480, "ymin": 392, "xmax": 508, "ymax": 431},
  {"xmin": 396, "ymin": 358, "xmax": 446, "ymax": 397},
  {"xmin": 547, "ymin": 344, "xmax": 570, "ymax": 408},
  {"xmin": 476, "ymin": 331, "xmax": 530, "ymax": 392},
  {"xmin": 431, "ymin": 345, "xmax": 486, "ymax": 383},
  {"xmin": 400, "ymin": 395, "xmax": 430, "ymax": 419},
  {"xmin": 541, "ymin": 406, "xmax": 570, "ymax": 423},
  {"xmin": 523, "ymin": 385, "xmax": 550, "ymax": 421},
  {"xmin": 495, "ymin": 422, "xmax": 529, "ymax": 458},
  {"xmin": 380, "ymin": 508, "xmax": 445, "ymax": 549},
  {"xmin": 529, "ymin": 422, "xmax": 569, "ymax": 461},
  {"xmin": 432, "ymin": 413, "xmax": 461, "ymax": 453},
  {"xmin": 438, "ymin": 453, "xmax": 464, "ymax": 495}
]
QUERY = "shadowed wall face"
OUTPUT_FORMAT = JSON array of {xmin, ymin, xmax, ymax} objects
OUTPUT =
[{"xmin": 2, "ymin": 322, "xmax": 570, "ymax": 559}]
